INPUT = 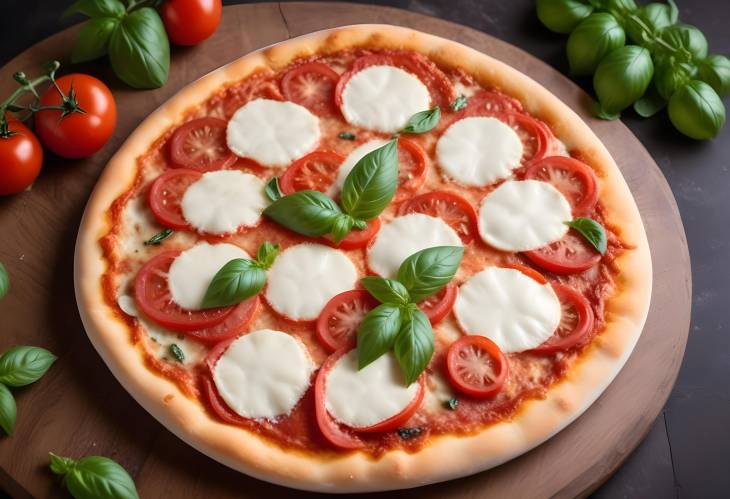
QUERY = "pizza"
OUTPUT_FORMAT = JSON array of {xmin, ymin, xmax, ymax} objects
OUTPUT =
[{"xmin": 75, "ymin": 24, "xmax": 652, "ymax": 492}]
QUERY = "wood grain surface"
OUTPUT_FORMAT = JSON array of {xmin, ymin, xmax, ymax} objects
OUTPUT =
[{"xmin": 0, "ymin": 3, "xmax": 691, "ymax": 498}]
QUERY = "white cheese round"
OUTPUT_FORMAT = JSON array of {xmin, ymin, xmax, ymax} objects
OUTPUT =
[
  {"xmin": 181, "ymin": 170, "xmax": 267, "ymax": 235},
  {"xmin": 436, "ymin": 117, "xmax": 523, "ymax": 186},
  {"xmin": 367, "ymin": 213, "xmax": 462, "ymax": 278},
  {"xmin": 340, "ymin": 65, "xmax": 431, "ymax": 133},
  {"xmin": 265, "ymin": 243, "xmax": 357, "ymax": 321},
  {"xmin": 331, "ymin": 139, "xmax": 388, "ymax": 195},
  {"xmin": 168, "ymin": 242, "xmax": 250, "ymax": 310},
  {"xmin": 454, "ymin": 267, "xmax": 561, "ymax": 353},
  {"xmin": 117, "ymin": 295, "xmax": 138, "ymax": 317},
  {"xmin": 325, "ymin": 350, "xmax": 420, "ymax": 428},
  {"xmin": 478, "ymin": 179, "xmax": 571, "ymax": 251},
  {"xmin": 212, "ymin": 329, "xmax": 314, "ymax": 419},
  {"xmin": 226, "ymin": 98, "xmax": 320, "ymax": 167}
]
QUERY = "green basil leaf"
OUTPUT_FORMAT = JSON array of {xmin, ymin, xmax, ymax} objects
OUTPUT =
[
  {"xmin": 357, "ymin": 304, "xmax": 402, "ymax": 369},
  {"xmin": 698, "ymin": 55, "xmax": 730, "ymax": 97},
  {"xmin": 659, "ymin": 24, "xmax": 708, "ymax": 60},
  {"xmin": 360, "ymin": 277, "xmax": 410, "ymax": 305},
  {"xmin": 72, "ymin": 17, "xmax": 120, "ymax": 63},
  {"xmin": 63, "ymin": 0, "xmax": 126, "ymax": 19},
  {"xmin": 264, "ymin": 177, "xmax": 283, "ymax": 202},
  {"xmin": 0, "ymin": 384, "xmax": 16, "ymax": 435},
  {"xmin": 654, "ymin": 58, "xmax": 694, "ymax": 99},
  {"xmin": 340, "ymin": 139, "xmax": 398, "ymax": 221},
  {"xmin": 602, "ymin": 0, "xmax": 638, "ymax": 17},
  {"xmin": 593, "ymin": 45, "xmax": 654, "ymax": 115},
  {"xmin": 338, "ymin": 132, "xmax": 356, "ymax": 140},
  {"xmin": 565, "ymin": 218, "xmax": 608, "ymax": 254},
  {"xmin": 108, "ymin": 7, "xmax": 170, "ymax": 89},
  {"xmin": 668, "ymin": 80, "xmax": 726, "ymax": 140},
  {"xmin": 667, "ymin": 0, "xmax": 678, "ymax": 24},
  {"xmin": 255, "ymin": 241, "xmax": 280, "ymax": 270},
  {"xmin": 592, "ymin": 100, "xmax": 621, "ymax": 120},
  {"xmin": 397, "ymin": 246, "xmax": 464, "ymax": 302},
  {"xmin": 143, "ymin": 228, "xmax": 173, "ymax": 246},
  {"xmin": 49, "ymin": 453, "xmax": 140, "ymax": 499},
  {"xmin": 330, "ymin": 214, "xmax": 355, "ymax": 243},
  {"xmin": 394, "ymin": 307, "xmax": 434, "ymax": 386},
  {"xmin": 401, "ymin": 107, "xmax": 441, "ymax": 134},
  {"xmin": 201, "ymin": 259, "xmax": 266, "ymax": 309},
  {"xmin": 633, "ymin": 85, "xmax": 666, "ymax": 118},
  {"xmin": 444, "ymin": 398, "xmax": 459, "ymax": 410},
  {"xmin": 263, "ymin": 190, "xmax": 342, "ymax": 237},
  {"xmin": 451, "ymin": 95, "xmax": 468, "ymax": 111},
  {"xmin": 169, "ymin": 344, "xmax": 185, "ymax": 363},
  {"xmin": 625, "ymin": 3, "xmax": 674, "ymax": 45},
  {"xmin": 0, "ymin": 262, "xmax": 8, "ymax": 300},
  {"xmin": 567, "ymin": 13, "xmax": 625, "ymax": 76},
  {"xmin": 536, "ymin": 0, "xmax": 594, "ymax": 34},
  {"xmin": 0, "ymin": 346, "xmax": 57, "ymax": 387}
]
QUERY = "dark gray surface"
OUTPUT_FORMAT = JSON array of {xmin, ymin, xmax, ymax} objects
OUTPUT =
[{"xmin": 0, "ymin": 1, "xmax": 727, "ymax": 498}]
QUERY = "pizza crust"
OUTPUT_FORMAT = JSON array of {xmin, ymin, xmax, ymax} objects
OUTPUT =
[{"xmin": 75, "ymin": 24, "xmax": 652, "ymax": 492}]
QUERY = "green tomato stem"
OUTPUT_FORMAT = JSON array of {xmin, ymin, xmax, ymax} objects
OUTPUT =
[{"xmin": 0, "ymin": 60, "xmax": 62, "ymax": 138}]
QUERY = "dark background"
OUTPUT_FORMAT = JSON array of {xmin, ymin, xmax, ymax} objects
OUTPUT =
[{"xmin": 1, "ymin": 1, "xmax": 727, "ymax": 498}]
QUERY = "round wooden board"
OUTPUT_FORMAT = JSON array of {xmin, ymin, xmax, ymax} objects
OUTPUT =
[{"xmin": 0, "ymin": 3, "xmax": 690, "ymax": 498}]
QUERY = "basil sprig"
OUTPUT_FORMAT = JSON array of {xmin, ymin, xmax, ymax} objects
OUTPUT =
[
  {"xmin": 565, "ymin": 217, "xmax": 608, "ymax": 255},
  {"xmin": 49, "ymin": 453, "xmax": 140, "ymax": 499},
  {"xmin": 401, "ymin": 107, "xmax": 441, "ymax": 134},
  {"xmin": 0, "ymin": 262, "xmax": 8, "ymax": 300},
  {"xmin": 357, "ymin": 246, "xmax": 464, "ymax": 385}
]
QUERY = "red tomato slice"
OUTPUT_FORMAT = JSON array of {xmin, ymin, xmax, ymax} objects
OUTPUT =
[
  {"xmin": 215, "ymin": 75, "xmax": 284, "ymax": 118},
  {"xmin": 323, "ymin": 217, "xmax": 382, "ymax": 250},
  {"xmin": 417, "ymin": 283, "xmax": 457, "ymax": 325},
  {"xmin": 496, "ymin": 111, "xmax": 552, "ymax": 165},
  {"xmin": 398, "ymin": 191, "xmax": 478, "ymax": 244},
  {"xmin": 524, "ymin": 229, "xmax": 602, "ymax": 274},
  {"xmin": 279, "ymin": 150, "xmax": 345, "ymax": 195},
  {"xmin": 524, "ymin": 156, "xmax": 599, "ymax": 216},
  {"xmin": 202, "ymin": 375, "xmax": 248, "ymax": 425},
  {"xmin": 501, "ymin": 263, "xmax": 548, "ymax": 284},
  {"xmin": 530, "ymin": 283, "xmax": 594, "ymax": 355},
  {"xmin": 185, "ymin": 296, "xmax": 259, "ymax": 344},
  {"xmin": 446, "ymin": 335, "xmax": 508, "ymax": 398},
  {"xmin": 281, "ymin": 62, "xmax": 340, "ymax": 116},
  {"xmin": 134, "ymin": 251, "xmax": 234, "ymax": 331},
  {"xmin": 461, "ymin": 90, "xmax": 523, "ymax": 116},
  {"xmin": 396, "ymin": 138, "xmax": 428, "ymax": 198},
  {"xmin": 169, "ymin": 117, "xmax": 237, "ymax": 171},
  {"xmin": 148, "ymin": 169, "xmax": 201, "ymax": 230},
  {"xmin": 316, "ymin": 290, "xmax": 378, "ymax": 352}
]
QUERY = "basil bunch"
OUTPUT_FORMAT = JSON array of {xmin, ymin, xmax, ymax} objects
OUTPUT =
[
  {"xmin": 50, "ymin": 453, "xmax": 139, "ymax": 499},
  {"xmin": 357, "ymin": 246, "xmax": 464, "ymax": 385}
]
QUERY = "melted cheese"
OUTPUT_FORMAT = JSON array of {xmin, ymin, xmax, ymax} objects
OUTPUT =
[{"xmin": 331, "ymin": 139, "xmax": 388, "ymax": 195}]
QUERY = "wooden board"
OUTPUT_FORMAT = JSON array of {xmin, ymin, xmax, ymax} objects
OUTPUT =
[{"xmin": 0, "ymin": 3, "xmax": 691, "ymax": 498}]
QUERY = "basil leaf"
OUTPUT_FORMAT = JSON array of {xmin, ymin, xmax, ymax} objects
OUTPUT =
[
  {"xmin": 0, "ymin": 346, "xmax": 57, "ymax": 387},
  {"xmin": 633, "ymin": 85, "xmax": 666, "ymax": 118},
  {"xmin": 667, "ymin": 0, "xmax": 678, "ymax": 24},
  {"xmin": 360, "ymin": 277, "xmax": 410, "ymax": 305},
  {"xmin": 668, "ymin": 80, "xmax": 726, "ymax": 140},
  {"xmin": 63, "ymin": 0, "xmax": 126, "ymax": 19},
  {"xmin": 340, "ymin": 139, "xmax": 398, "ymax": 221},
  {"xmin": 654, "ymin": 58, "xmax": 693, "ymax": 100},
  {"xmin": 660, "ymin": 24, "xmax": 708, "ymax": 60},
  {"xmin": 396, "ymin": 246, "xmax": 464, "ymax": 302},
  {"xmin": 264, "ymin": 177, "xmax": 283, "ymax": 202},
  {"xmin": 444, "ymin": 398, "xmax": 459, "ymax": 410},
  {"xmin": 567, "ymin": 13, "xmax": 625, "ymax": 76},
  {"xmin": 264, "ymin": 190, "xmax": 342, "ymax": 237},
  {"xmin": 0, "ymin": 262, "xmax": 8, "ymax": 300},
  {"xmin": 338, "ymin": 132, "xmax": 356, "ymax": 140},
  {"xmin": 565, "ymin": 218, "xmax": 607, "ymax": 254},
  {"xmin": 169, "ymin": 344, "xmax": 185, "ymax": 363},
  {"xmin": 698, "ymin": 55, "xmax": 730, "ymax": 97},
  {"xmin": 49, "ymin": 453, "xmax": 140, "ymax": 499},
  {"xmin": 357, "ymin": 304, "xmax": 402, "ymax": 369},
  {"xmin": 394, "ymin": 307, "xmax": 433, "ymax": 385},
  {"xmin": 330, "ymin": 214, "xmax": 355, "ymax": 244},
  {"xmin": 143, "ymin": 228, "xmax": 173, "ymax": 246},
  {"xmin": 397, "ymin": 427, "xmax": 423, "ymax": 440},
  {"xmin": 593, "ymin": 45, "xmax": 653, "ymax": 115},
  {"xmin": 108, "ymin": 7, "xmax": 170, "ymax": 89},
  {"xmin": 255, "ymin": 241, "xmax": 280, "ymax": 270},
  {"xmin": 536, "ymin": 0, "xmax": 594, "ymax": 34},
  {"xmin": 451, "ymin": 95, "xmax": 468, "ymax": 111},
  {"xmin": 201, "ymin": 259, "xmax": 266, "ymax": 309},
  {"xmin": 0, "ymin": 384, "xmax": 16, "ymax": 435},
  {"xmin": 625, "ymin": 3, "xmax": 674, "ymax": 45},
  {"xmin": 72, "ymin": 17, "xmax": 120, "ymax": 63},
  {"xmin": 402, "ymin": 107, "xmax": 441, "ymax": 134}
]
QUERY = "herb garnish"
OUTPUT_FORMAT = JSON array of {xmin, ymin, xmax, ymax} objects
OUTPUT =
[
  {"xmin": 397, "ymin": 427, "xmax": 423, "ymax": 440},
  {"xmin": 169, "ymin": 344, "xmax": 185, "ymax": 363},
  {"xmin": 143, "ymin": 228, "xmax": 173, "ymax": 246},
  {"xmin": 49, "ymin": 453, "xmax": 140, "ymax": 499},
  {"xmin": 264, "ymin": 177, "xmax": 283, "ymax": 202},
  {"xmin": 338, "ymin": 132, "xmax": 356, "ymax": 140},
  {"xmin": 444, "ymin": 398, "xmax": 459, "ymax": 411},
  {"xmin": 401, "ymin": 107, "xmax": 441, "ymax": 134},
  {"xmin": 451, "ymin": 95, "xmax": 468, "ymax": 111},
  {"xmin": 565, "ymin": 217, "xmax": 607, "ymax": 255}
]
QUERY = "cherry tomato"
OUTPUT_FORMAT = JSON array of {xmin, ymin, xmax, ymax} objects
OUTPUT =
[
  {"xmin": 315, "ymin": 290, "xmax": 377, "ymax": 352},
  {"xmin": 446, "ymin": 335, "xmax": 508, "ymax": 398},
  {"xmin": 396, "ymin": 137, "xmax": 428, "ymax": 198},
  {"xmin": 530, "ymin": 283, "xmax": 594, "ymax": 355},
  {"xmin": 398, "ymin": 191, "xmax": 478, "ymax": 244},
  {"xmin": 202, "ymin": 375, "xmax": 247, "ymax": 425},
  {"xmin": 185, "ymin": 296, "xmax": 259, "ymax": 344},
  {"xmin": 524, "ymin": 156, "xmax": 599, "ymax": 216},
  {"xmin": 148, "ymin": 169, "xmax": 201, "ymax": 229},
  {"xmin": 495, "ymin": 111, "xmax": 552, "ymax": 165},
  {"xmin": 323, "ymin": 217, "xmax": 382, "ymax": 250},
  {"xmin": 161, "ymin": 0, "xmax": 222, "ymax": 46},
  {"xmin": 417, "ymin": 283, "xmax": 457, "ymax": 325},
  {"xmin": 524, "ymin": 229, "xmax": 602, "ymax": 274},
  {"xmin": 461, "ymin": 90, "xmax": 523, "ymax": 116},
  {"xmin": 0, "ymin": 119, "xmax": 43, "ymax": 195},
  {"xmin": 169, "ymin": 117, "xmax": 237, "ymax": 171},
  {"xmin": 501, "ymin": 263, "xmax": 548, "ymax": 284},
  {"xmin": 279, "ymin": 150, "xmax": 344, "ymax": 195},
  {"xmin": 281, "ymin": 62, "xmax": 340, "ymax": 116},
  {"xmin": 35, "ymin": 74, "xmax": 116, "ymax": 159}
]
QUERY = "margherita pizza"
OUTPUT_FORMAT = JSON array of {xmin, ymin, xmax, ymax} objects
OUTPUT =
[{"xmin": 75, "ymin": 25, "xmax": 652, "ymax": 492}]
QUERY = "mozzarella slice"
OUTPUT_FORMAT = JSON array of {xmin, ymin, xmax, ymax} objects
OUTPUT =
[
  {"xmin": 325, "ymin": 350, "xmax": 420, "ymax": 428},
  {"xmin": 226, "ymin": 98, "xmax": 320, "ymax": 167},
  {"xmin": 340, "ymin": 65, "xmax": 431, "ymax": 133},
  {"xmin": 212, "ymin": 329, "xmax": 314, "ymax": 419},
  {"xmin": 367, "ymin": 213, "xmax": 462, "ymax": 278},
  {"xmin": 117, "ymin": 295, "xmax": 138, "ymax": 317},
  {"xmin": 331, "ymin": 139, "xmax": 388, "ymax": 195},
  {"xmin": 436, "ymin": 117, "xmax": 523, "ymax": 186},
  {"xmin": 265, "ymin": 244, "xmax": 357, "ymax": 321},
  {"xmin": 168, "ymin": 242, "xmax": 250, "ymax": 310},
  {"xmin": 478, "ymin": 180, "xmax": 571, "ymax": 251},
  {"xmin": 454, "ymin": 267, "xmax": 561, "ymax": 353},
  {"xmin": 181, "ymin": 170, "xmax": 267, "ymax": 234}
]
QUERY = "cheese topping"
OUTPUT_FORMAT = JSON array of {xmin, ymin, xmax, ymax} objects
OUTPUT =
[{"xmin": 331, "ymin": 139, "xmax": 388, "ymax": 195}]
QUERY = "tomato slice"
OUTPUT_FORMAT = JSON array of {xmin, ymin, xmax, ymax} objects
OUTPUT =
[
  {"xmin": 524, "ymin": 156, "xmax": 599, "ymax": 216},
  {"xmin": 202, "ymin": 375, "xmax": 247, "ymax": 425},
  {"xmin": 496, "ymin": 111, "xmax": 552, "ymax": 165},
  {"xmin": 185, "ymin": 296, "xmax": 259, "ymax": 344},
  {"xmin": 417, "ymin": 283, "xmax": 457, "ymax": 325},
  {"xmin": 461, "ymin": 89, "xmax": 523, "ymax": 116},
  {"xmin": 134, "ymin": 251, "xmax": 234, "ymax": 331},
  {"xmin": 501, "ymin": 263, "xmax": 548, "ymax": 284},
  {"xmin": 530, "ymin": 283, "xmax": 595, "ymax": 355},
  {"xmin": 446, "ymin": 335, "xmax": 508, "ymax": 398},
  {"xmin": 396, "ymin": 137, "xmax": 428, "ymax": 198},
  {"xmin": 398, "ymin": 191, "xmax": 478, "ymax": 244},
  {"xmin": 279, "ymin": 150, "xmax": 345, "ymax": 195},
  {"xmin": 215, "ymin": 75, "xmax": 284, "ymax": 118},
  {"xmin": 316, "ymin": 290, "xmax": 378, "ymax": 352},
  {"xmin": 524, "ymin": 229, "xmax": 602, "ymax": 274},
  {"xmin": 148, "ymin": 169, "xmax": 201, "ymax": 230},
  {"xmin": 169, "ymin": 118, "xmax": 237, "ymax": 171},
  {"xmin": 281, "ymin": 62, "xmax": 340, "ymax": 116},
  {"xmin": 323, "ymin": 217, "xmax": 382, "ymax": 251}
]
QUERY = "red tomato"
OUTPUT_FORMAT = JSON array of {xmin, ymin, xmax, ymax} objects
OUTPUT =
[
  {"xmin": 501, "ymin": 263, "xmax": 548, "ymax": 284},
  {"xmin": 396, "ymin": 137, "xmax": 428, "ymax": 198},
  {"xmin": 217, "ymin": 76, "xmax": 283, "ymax": 118},
  {"xmin": 461, "ymin": 90, "xmax": 523, "ymax": 116},
  {"xmin": 185, "ymin": 296, "xmax": 259, "ymax": 344},
  {"xmin": 202, "ymin": 375, "xmax": 247, "ymax": 425},
  {"xmin": 279, "ymin": 150, "xmax": 344, "ymax": 195},
  {"xmin": 530, "ymin": 283, "xmax": 594, "ymax": 355},
  {"xmin": 161, "ymin": 0, "xmax": 222, "ymax": 46},
  {"xmin": 316, "ymin": 290, "xmax": 377, "ymax": 352},
  {"xmin": 148, "ymin": 169, "xmax": 201, "ymax": 229},
  {"xmin": 446, "ymin": 335, "xmax": 508, "ymax": 398},
  {"xmin": 134, "ymin": 251, "xmax": 234, "ymax": 331},
  {"xmin": 323, "ymin": 217, "xmax": 382, "ymax": 250},
  {"xmin": 169, "ymin": 117, "xmax": 236, "ymax": 171},
  {"xmin": 0, "ymin": 120, "xmax": 43, "ymax": 195},
  {"xmin": 281, "ymin": 62, "xmax": 340, "ymax": 116},
  {"xmin": 496, "ymin": 111, "xmax": 551, "ymax": 165},
  {"xmin": 524, "ymin": 156, "xmax": 599, "ymax": 216},
  {"xmin": 398, "ymin": 191, "xmax": 478, "ymax": 244},
  {"xmin": 35, "ymin": 74, "xmax": 116, "ymax": 159},
  {"xmin": 417, "ymin": 283, "xmax": 457, "ymax": 325},
  {"xmin": 524, "ymin": 229, "xmax": 602, "ymax": 274}
]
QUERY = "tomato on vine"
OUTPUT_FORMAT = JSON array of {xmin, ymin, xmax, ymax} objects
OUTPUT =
[
  {"xmin": 0, "ymin": 119, "xmax": 43, "ymax": 195},
  {"xmin": 161, "ymin": 0, "xmax": 223, "ymax": 46}
]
